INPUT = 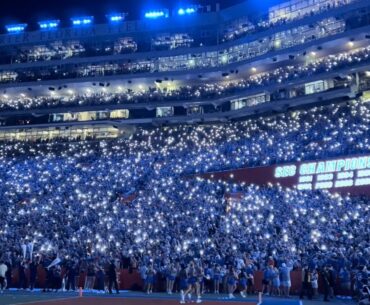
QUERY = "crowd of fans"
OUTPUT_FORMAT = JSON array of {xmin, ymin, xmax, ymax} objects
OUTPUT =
[
  {"xmin": 1, "ymin": 45, "xmax": 370, "ymax": 112},
  {"xmin": 0, "ymin": 98, "xmax": 369, "ymax": 301}
]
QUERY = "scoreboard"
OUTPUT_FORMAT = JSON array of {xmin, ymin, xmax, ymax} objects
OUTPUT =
[
  {"xmin": 203, "ymin": 154, "xmax": 370, "ymax": 196},
  {"xmin": 275, "ymin": 155, "xmax": 370, "ymax": 191}
]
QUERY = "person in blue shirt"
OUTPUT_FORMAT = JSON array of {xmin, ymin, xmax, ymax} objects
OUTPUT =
[
  {"xmin": 279, "ymin": 263, "xmax": 292, "ymax": 297},
  {"xmin": 339, "ymin": 266, "xmax": 351, "ymax": 295},
  {"xmin": 262, "ymin": 265, "xmax": 274, "ymax": 296},
  {"xmin": 166, "ymin": 263, "xmax": 177, "ymax": 294},
  {"xmin": 239, "ymin": 268, "xmax": 248, "ymax": 298},
  {"xmin": 271, "ymin": 266, "xmax": 280, "ymax": 296},
  {"xmin": 179, "ymin": 264, "xmax": 189, "ymax": 304},
  {"xmin": 213, "ymin": 264, "xmax": 221, "ymax": 294},
  {"xmin": 145, "ymin": 265, "xmax": 156, "ymax": 294},
  {"xmin": 246, "ymin": 264, "xmax": 255, "ymax": 295},
  {"xmin": 182, "ymin": 261, "xmax": 203, "ymax": 304},
  {"xmin": 227, "ymin": 266, "xmax": 238, "ymax": 299}
]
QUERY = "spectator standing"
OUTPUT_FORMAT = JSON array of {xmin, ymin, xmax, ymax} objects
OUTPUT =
[
  {"xmin": 65, "ymin": 261, "xmax": 76, "ymax": 291},
  {"xmin": 0, "ymin": 261, "xmax": 8, "ymax": 293},
  {"xmin": 311, "ymin": 268, "xmax": 319, "ymax": 298},
  {"xmin": 339, "ymin": 266, "xmax": 351, "ymax": 296},
  {"xmin": 18, "ymin": 261, "xmax": 27, "ymax": 290},
  {"xmin": 328, "ymin": 266, "xmax": 337, "ymax": 299},
  {"xmin": 85, "ymin": 263, "xmax": 96, "ymax": 291},
  {"xmin": 262, "ymin": 265, "xmax": 273, "ymax": 295},
  {"xmin": 322, "ymin": 266, "xmax": 331, "ymax": 302},
  {"xmin": 300, "ymin": 266, "xmax": 313, "ymax": 300},
  {"xmin": 280, "ymin": 263, "xmax": 292, "ymax": 297},
  {"xmin": 95, "ymin": 267, "xmax": 105, "ymax": 292},
  {"xmin": 108, "ymin": 260, "xmax": 119, "ymax": 294},
  {"xmin": 29, "ymin": 260, "xmax": 37, "ymax": 291}
]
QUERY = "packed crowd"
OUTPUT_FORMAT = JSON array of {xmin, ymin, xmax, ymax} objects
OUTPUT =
[
  {"xmin": 2, "ymin": 45, "xmax": 370, "ymax": 112},
  {"xmin": 0, "ymin": 98, "xmax": 369, "ymax": 300}
]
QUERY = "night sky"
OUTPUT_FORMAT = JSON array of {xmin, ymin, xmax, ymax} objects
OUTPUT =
[{"xmin": 0, "ymin": 0, "xmax": 281, "ymax": 30}]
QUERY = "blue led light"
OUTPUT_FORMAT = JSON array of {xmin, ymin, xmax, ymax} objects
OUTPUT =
[
  {"xmin": 178, "ymin": 7, "xmax": 197, "ymax": 15},
  {"xmin": 144, "ymin": 9, "xmax": 169, "ymax": 19},
  {"xmin": 6, "ymin": 23, "xmax": 27, "ymax": 34},
  {"xmin": 71, "ymin": 16, "xmax": 94, "ymax": 26},
  {"xmin": 107, "ymin": 13, "xmax": 126, "ymax": 23},
  {"xmin": 38, "ymin": 20, "xmax": 60, "ymax": 30}
]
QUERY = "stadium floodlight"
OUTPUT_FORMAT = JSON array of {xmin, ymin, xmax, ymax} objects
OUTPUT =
[
  {"xmin": 106, "ymin": 13, "xmax": 126, "ymax": 23},
  {"xmin": 177, "ymin": 6, "xmax": 198, "ymax": 15},
  {"xmin": 144, "ymin": 9, "xmax": 169, "ymax": 19},
  {"xmin": 5, "ymin": 23, "xmax": 27, "ymax": 34},
  {"xmin": 71, "ymin": 16, "xmax": 94, "ymax": 26},
  {"xmin": 38, "ymin": 20, "xmax": 60, "ymax": 30}
]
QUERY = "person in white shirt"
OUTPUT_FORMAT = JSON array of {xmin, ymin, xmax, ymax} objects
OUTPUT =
[{"xmin": 0, "ymin": 261, "xmax": 8, "ymax": 293}]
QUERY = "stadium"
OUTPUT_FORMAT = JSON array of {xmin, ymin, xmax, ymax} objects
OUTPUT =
[{"xmin": 0, "ymin": 0, "xmax": 369, "ymax": 305}]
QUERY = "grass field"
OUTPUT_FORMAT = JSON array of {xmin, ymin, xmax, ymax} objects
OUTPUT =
[{"xmin": 0, "ymin": 291, "xmax": 356, "ymax": 305}]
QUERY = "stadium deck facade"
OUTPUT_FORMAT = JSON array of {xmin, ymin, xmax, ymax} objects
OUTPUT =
[{"xmin": 0, "ymin": 0, "xmax": 369, "ymax": 140}]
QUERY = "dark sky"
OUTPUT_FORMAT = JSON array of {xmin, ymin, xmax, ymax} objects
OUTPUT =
[{"xmin": 0, "ymin": 0, "xmax": 280, "ymax": 29}]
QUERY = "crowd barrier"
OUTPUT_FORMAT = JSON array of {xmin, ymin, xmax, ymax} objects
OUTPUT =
[{"xmin": 8, "ymin": 268, "xmax": 353, "ymax": 296}]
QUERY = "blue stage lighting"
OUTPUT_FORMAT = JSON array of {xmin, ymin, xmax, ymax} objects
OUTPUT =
[
  {"xmin": 5, "ymin": 24, "xmax": 27, "ymax": 34},
  {"xmin": 178, "ymin": 6, "xmax": 197, "ymax": 15},
  {"xmin": 144, "ymin": 9, "xmax": 169, "ymax": 19},
  {"xmin": 71, "ymin": 16, "xmax": 94, "ymax": 26},
  {"xmin": 107, "ymin": 13, "xmax": 126, "ymax": 23},
  {"xmin": 38, "ymin": 20, "xmax": 60, "ymax": 30}
]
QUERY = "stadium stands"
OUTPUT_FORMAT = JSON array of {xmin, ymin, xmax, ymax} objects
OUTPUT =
[
  {"xmin": 0, "ymin": 46, "xmax": 369, "ymax": 111},
  {"xmin": 0, "ymin": 0, "xmax": 369, "ymax": 303},
  {"xmin": 0, "ymin": 100, "xmax": 369, "ymax": 300}
]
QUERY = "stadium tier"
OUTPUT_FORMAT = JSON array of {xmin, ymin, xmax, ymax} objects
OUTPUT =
[
  {"xmin": 0, "ymin": 1, "xmax": 369, "ymax": 305},
  {"xmin": 0, "ymin": 0, "xmax": 368, "ymax": 131}
]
